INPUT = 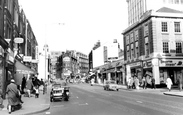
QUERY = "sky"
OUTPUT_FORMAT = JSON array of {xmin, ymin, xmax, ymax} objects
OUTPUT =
[{"xmin": 19, "ymin": 0, "xmax": 128, "ymax": 55}]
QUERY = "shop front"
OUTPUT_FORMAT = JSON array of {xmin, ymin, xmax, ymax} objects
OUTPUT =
[
  {"xmin": 0, "ymin": 46, "xmax": 6, "ymax": 97},
  {"xmin": 14, "ymin": 60, "xmax": 36, "ymax": 85},
  {"xmin": 126, "ymin": 61, "xmax": 143, "ymax": 82},
  {"xmin": 159, "ymin": 59, "xmax": 183, "ymax": 85}
]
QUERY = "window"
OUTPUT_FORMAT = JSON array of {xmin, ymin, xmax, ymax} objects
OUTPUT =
[
  {"xmin": 163, "ymin": 42, "xmax": 169, "ymax": 53},
  {"xmin": 131, "ymin": 49, "xmax": 134, "ymax": 59},
  {"xmin": 176, "ymin": 42, "xmax": 182, "ymax": 53},
  {"xmin": 174, "ymin": 22, "xmax": 181, "ymax": 32},
  {"xmin": 130, "ymin": 33, "xmax": 134, "ymax": 43},
  {"xmin": 144, "ymin": 24, "xmax": 149, "ymax": 36},
  {"xmin": 162, "ymin": 22, "xmax": 168, "ymax": 32},
  {"xmin": 145, "ymin": 43, "xmax": 149, "ymax": 56},
  {"xmin": 135, "ymin": 30, "xmax": 138, "ymax": 41},
  {"xmin": 135, "ymin": 42, "xmax": 139, "ymax": 58},
  {"xmin": 126, "ymin": 35, "xmax": 129, "ymax": 45}
]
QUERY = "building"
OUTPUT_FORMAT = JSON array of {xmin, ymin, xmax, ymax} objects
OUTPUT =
[
  {"xmin": 123, "ymin": 0, "xmax": 183, "ymax": 85},
  {"xmin": 76, "ymin": 51, "xmax": 89, "ymax": 77},
  {"xmin": 90, "ymin": 40, "xmax": 125, "ymax": 84},
  {"xmin": 49, "ymin": 51, "xmax": 62, "ymax": 79},
  {"xmin": 0, "ymin": 0, "xmax": 38, "ymax": 98},
  {"xmin": 127, "ymin": 0, "xmax": 183, "ymax": 26}
]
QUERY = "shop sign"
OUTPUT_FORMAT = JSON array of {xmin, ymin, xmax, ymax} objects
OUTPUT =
[
  {"xmin": 6, "ymin": 49, "xmax": 14, "ymax": 63},
  {"xmin": 0, "ymin": 46, "xmax": 4, "ymax": 57},
  {"xmin": 143, "ymin": 60, "xmax": 152, "ymax": 68},
  {"xmin": 128, "ymin": 62, "xmax": 141, "ymax": 67},
  {"xmin": 159, "ymin": 59, "xmax": 183, "ymax": 67},
  {"xmin": 63, "ymin": 57, "xmax": 70, "ymax": 62},
  {"xmin": 23, "ymin": 56, "xmax": 32, "ymax": 62}
]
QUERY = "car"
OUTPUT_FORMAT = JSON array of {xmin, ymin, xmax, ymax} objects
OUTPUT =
[
  {"xmin": 50, "ymin": 83, "xmax": 64, "ymax": 102},
  {"xmin": 50, "ymin": 83, "xmax": 70, "ymax": 102},
  {"xmin": 103, "ymin": 80, "xmax": 120, "ymax": 91}
]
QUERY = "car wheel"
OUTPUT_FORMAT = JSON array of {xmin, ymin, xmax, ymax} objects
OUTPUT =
[{"xmin": 116, "ymin": 89, "xmax": 119, "ymax": 91}]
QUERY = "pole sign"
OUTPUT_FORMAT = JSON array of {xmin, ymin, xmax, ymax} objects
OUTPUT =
[{"xmin": 14, "ymin": 37, "xmax": 24, "ymax": 44}]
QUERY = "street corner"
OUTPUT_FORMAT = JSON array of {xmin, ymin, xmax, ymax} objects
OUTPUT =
[{"xmin": 163, "ymin": 91, "xmax": 183, "ymax": 97}]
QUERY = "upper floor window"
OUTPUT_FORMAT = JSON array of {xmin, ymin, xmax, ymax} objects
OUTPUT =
[
  {"xmin": 163, "ymin": 42, "xmax": 169, "ymax": 53},
  {"xmin": 161, "ymin": 22, "xmax": 168, "ymax": 32},
  {"xmin": 126, "ymin": 35, "xmax": 129, "ymax": 45},
  {"xmin": 144, "ymin": 24, "xmax": 149, "ymax": 37},
  {"xmin": 130, "ymin": 33, "xmax": 134, "ymax": 43},
  {"xmin": 135, "ymin": 30, "xmax": 139, "ymax": 41},
  {"xmin": 174, "ymin": 22, "xmax": 181, "ymax": 32},
  {"xmin": 176, "ymin": 42, "xmax": 182, "ymax": 53}
]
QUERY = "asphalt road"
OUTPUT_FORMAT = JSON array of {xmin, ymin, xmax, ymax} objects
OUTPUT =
[{"xmin": 38, "ymin": 83, "xmax": 183, "ymax": 115}]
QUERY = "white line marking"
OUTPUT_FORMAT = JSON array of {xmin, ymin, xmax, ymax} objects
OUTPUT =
[
  {"xmin": 45, "ymin": 112, "xmax": 51, "ymax": 114},
  {"xmin": 136, "ymin": 101, "xmax": 143, "ymax": 103},
  {"xmin": 78, "ymin": 103, "xmax": 88, "ymax": 106},
  {"xmin": 53, "ymin": 105, "xmax": 64, "ymax": 108}
]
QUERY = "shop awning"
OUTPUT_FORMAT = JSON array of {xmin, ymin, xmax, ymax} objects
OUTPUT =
[{"xmin": 15, "ymin": 60, "xmax": 35, "ymax": 74}]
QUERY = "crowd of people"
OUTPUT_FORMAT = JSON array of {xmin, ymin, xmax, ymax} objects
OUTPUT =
[{"xmin": 1, "ymin": 74, "xmax": 48, "ymax": 112}]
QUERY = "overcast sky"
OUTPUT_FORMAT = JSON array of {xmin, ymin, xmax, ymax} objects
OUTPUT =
[{"xmin": 19, "ymin": 0, "xmax": 128, "ymax": 55}]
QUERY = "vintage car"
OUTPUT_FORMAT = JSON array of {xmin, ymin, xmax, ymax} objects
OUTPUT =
[
  {"xmin": 103, "ymin": 80, "xmax": 120, "ymax": 91},
  {"xmin": 50, "ymin": 83, "xmax": 70, "ymax": 102}
]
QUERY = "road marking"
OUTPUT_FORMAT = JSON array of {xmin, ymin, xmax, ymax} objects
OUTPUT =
[
  {"xmin": 53, "ymin": 105, "xmax": 64, "ymax": 108},
  {"xmin": 136, "ymin": 101, "xmax": 143, "ymax": 103},
  {"xmin": 40, "ymin": 104, "xmax": 50, "ymax": 106},
  {"xmin": 45, "ymin": 112, "xmax": 51, "ymax": 114},
  {"xmin": 78, "ymin": 103, "xmax": 88, "ymax": 106}
]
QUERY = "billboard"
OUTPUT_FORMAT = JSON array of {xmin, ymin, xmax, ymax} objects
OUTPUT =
[
  {"xmin": 93, "ymin": 46, "xmax": 104, "ymax": 68},
  {"xmin": 107, "ymin": 43, "xmax": 119, "ymax": 61}
]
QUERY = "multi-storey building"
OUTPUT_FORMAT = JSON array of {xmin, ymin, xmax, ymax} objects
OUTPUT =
[
  {"xmin": 76, "ymin": 51, "xmax": 89, "ymax": 77},
  {"xmin": 0, "ymin": 0, "xmax": 38, "ymax": 97},
  {"xmin": 50, "ymin": 51, "xmax": 62, "ymax": 79},
  {"xmin": 123, "ymin": 0, "xmax": 183, "ymax": 86},
  {"xmin": 127, "ymin": 0, "xmax": 183, "ymax": 26}
]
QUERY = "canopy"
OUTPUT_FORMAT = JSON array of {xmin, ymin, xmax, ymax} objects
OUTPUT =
[{"xmin": 15, "ymin": 60, "xmax": 35, "ymax": 74}]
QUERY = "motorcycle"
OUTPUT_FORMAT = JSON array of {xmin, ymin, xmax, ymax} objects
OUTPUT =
[{"xmin": 62, "ymin": 86, "xmax": 70, "ymax": 101}]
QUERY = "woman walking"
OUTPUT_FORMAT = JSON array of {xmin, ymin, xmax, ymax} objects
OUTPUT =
[{"xmin": 166, "ymin": 77, "xmax": 173, "ymax": 91}]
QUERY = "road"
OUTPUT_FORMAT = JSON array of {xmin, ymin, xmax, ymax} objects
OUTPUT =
[{"xmin": 38, "ymin": 83, "xmax": 183, "ymax": 115}]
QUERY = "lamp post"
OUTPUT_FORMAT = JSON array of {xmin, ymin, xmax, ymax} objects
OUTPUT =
[{"xmin": 43, "ymin": 44, "xmax": 48, "ymax": 81}]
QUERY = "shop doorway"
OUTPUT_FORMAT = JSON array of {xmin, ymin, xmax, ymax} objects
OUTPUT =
[{"xmin": 169, "ymin": 70, "xmax": 175, "ymax": 84}]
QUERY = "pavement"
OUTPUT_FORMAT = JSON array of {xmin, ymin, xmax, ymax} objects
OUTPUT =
[
  {"xmin": 0, "ymin": 85, "xmax": 51, "ymax": 115},
  {"xmin": 91, "ymin": 83, "xmax": 183, "ymax": 97}
]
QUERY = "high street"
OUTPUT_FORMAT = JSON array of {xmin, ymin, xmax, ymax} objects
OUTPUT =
[{"xmin": 38, "ymin": 84, "xmax": 183, "ymax": 115}]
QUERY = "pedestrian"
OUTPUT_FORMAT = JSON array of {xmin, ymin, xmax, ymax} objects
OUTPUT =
[
  {"xmin": 177, "ymin": 75, "xmax": 183, "ymax": 91},
  {"xmin": 134, "ymin": 77, "xmax": 140, "ymax": 90},
  {"xmin": 127, "ymin": 77, "xmax": 132, "ymax": 89},
  {"xmin": 26, "ymin": 77, "xmax": 34, "ymax": 97},
  {"xmin": 151, "ymin": 77, "xmax": 156, "ymax": 89},
  {"xmin": 21, "ymin": 76, "xmax": 26, "ymax": 94},
  {"xmin": 17, "ymin": 85, "xmax": 24, "ymax": 103},
  {"xmin": 6, "ymin": 79, "xmax": 20, "ymax": 112},
  {"xmin": 166, "ymin": 77, "xmax": 173, "ymax": 91},
  {"xmin": 142, "ymin": 76, "xmax": 147, "ymax": 89},
  {"xmin": 35, "ymin": 86, "xmax": 39, "ymax": 98},
  {"xmin": 0, "ymin": 89, "xmax": 4, "ymax": 109}
]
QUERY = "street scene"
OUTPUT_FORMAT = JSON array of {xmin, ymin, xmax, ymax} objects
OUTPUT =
[{"xmin": 1, "ymin": 0, "xmax": 183, "ymax": 115}]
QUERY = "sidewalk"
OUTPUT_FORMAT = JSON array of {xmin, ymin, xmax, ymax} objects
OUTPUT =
[
  {"xmin": 92, "ymin": 83, "xmax": 183, "ymax": 97},
  {"xmin": 0, "ymin": 85, "xmax": 51, "ymax": 115}
]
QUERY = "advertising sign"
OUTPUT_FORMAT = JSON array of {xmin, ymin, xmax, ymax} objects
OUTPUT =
[
  {"xmin": 35, "ymin": 46, "xmax": 39, "ymax": 60},
  {"xmin": 23, "ymin": 56, "xmax": 32, "ymax": 62}
]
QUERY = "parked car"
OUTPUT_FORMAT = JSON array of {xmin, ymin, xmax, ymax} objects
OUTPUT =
[{"xmin": 103, "ymin": 80, "xmax": 120, "ymax": 91}]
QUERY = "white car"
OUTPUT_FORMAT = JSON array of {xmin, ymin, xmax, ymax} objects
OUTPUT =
[{"xmin": 103, "ymin": 81, "xmax": 120, "ymax": 91}]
